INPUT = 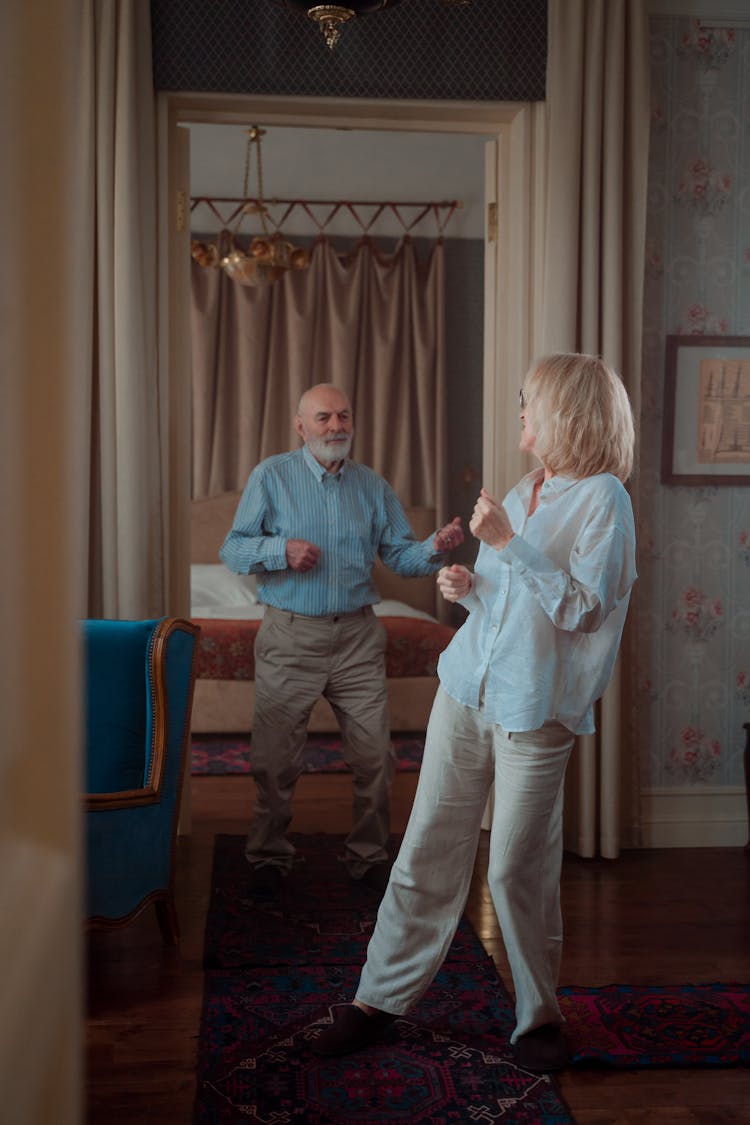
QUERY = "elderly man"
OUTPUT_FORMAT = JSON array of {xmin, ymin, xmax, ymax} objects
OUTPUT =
[{"xmin": 220, "ymin": 383, "xmax": 463, "ymax": 896}]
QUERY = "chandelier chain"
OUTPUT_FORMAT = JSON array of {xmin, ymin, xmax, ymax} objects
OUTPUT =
[{"xmin": 240, "ymin": 127, "xmax": 270, "ymax": 235}]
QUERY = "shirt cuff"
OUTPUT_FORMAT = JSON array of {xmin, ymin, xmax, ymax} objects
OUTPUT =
[
  {"xmin": 499, "ymin": 533, "xmax": 558, "ymax": 580},
  {"xmin": 421, "ymin": 534, "xmax": 445, "ymax": 563},
  {"xmin": 258, "ymin": 538, "xmax": 289, "ymax": 572},
  {"xmin": 498, "ymin": 533, "xmax": 535, "ymax": 567},
  {"xmin": 457, "ymin": 572, "xmax": 480, "ymax": 613}
]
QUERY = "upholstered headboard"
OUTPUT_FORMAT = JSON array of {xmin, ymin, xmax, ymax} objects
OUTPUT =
[
  {"xmin": 191, "ymin": 491, "xmax": 438, "ymax": 616},
  {"xmin": 191, "ymin": 492, "xmax": 245, "ymax": 565}
]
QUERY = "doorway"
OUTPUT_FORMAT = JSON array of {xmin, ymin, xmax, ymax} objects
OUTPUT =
[
  {"xmin": 187, "ymin": 119, "xmax": 487, "ymax": 565},
  {"xmin": 158, "ymin": 92, "xmax": 543, "ymax": 831},
  {"xmin": 159, "ymin": 91, "xmax": 543, "ymax": 513}
]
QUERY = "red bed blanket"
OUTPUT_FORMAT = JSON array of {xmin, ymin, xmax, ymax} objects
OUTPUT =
[{"xmin": 194, "ymin": 616, "xmax": 456, "ymax": 681}]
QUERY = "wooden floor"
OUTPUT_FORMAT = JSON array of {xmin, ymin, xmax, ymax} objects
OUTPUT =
[{"xmin": 86, "ymin": 772, "xmax": 750, "ymax": 1124}]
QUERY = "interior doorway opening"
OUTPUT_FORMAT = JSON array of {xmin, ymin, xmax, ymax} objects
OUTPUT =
[
  {"xmin": 160, "ymin": 92, "xmax": 542, "ymax": 517},
  {"xmin": 159, "ymin": 92, "xmax": 542, "ymax": 832},
  {"xmin": 185, "ymin": 117, "xmax": 489, "ymax": 576}
]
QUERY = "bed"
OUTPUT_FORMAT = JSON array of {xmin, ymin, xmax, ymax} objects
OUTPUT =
[{"xmin": 190, "ymin": 491, "xmax": 456, "ymax": 733}]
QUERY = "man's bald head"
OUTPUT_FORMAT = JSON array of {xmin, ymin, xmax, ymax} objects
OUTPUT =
[
  {"xmin": 297, "ymin": 383, "xmax": 351, "ymax": 417},
  {"xmin": 295, "ymin": 383, "xmax": 354, "ymax": 470}
]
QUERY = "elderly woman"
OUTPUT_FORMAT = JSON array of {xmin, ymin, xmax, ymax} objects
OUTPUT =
[{"xmin": 312, "ymin": 353, "xmax": 637, "ymax": 1073}]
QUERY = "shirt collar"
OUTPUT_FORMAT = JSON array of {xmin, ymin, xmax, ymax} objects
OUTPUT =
[
  {"xmin": 517, "ymin": 467, "xmax": 580, "ymax": 500},
  {"xmin": 301, "ymin": 442, "xmax": 348, "ymax": 481}
]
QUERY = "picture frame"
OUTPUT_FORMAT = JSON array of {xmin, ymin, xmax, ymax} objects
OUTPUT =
[{"xmin": 661, "ymin": 335, "xmax": 750, "ymax": 486}]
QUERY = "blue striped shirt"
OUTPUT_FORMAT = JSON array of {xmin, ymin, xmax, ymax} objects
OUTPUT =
[{"xmin": 219, "ymin": 444, "xmax": 444, "ymax": 615}]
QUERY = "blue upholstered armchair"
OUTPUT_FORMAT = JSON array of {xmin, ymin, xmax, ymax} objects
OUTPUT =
[{"xmin": 83, "ymin": 617, "xmax": 200, "ymax": 944}]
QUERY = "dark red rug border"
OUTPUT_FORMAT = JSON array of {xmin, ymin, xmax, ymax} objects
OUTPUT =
[
  {"xmin": 191, "ymin": 732, "xmax": 424, "ymax": 775},
  {"xmin": 561, "ymin": 981, "xmax": 750, "ymax": 1068}
]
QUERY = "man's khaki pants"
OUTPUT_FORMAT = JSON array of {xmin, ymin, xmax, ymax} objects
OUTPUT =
[{"xmin": 245, "ymin": 604, "xmax": 395, "ymax": 878}]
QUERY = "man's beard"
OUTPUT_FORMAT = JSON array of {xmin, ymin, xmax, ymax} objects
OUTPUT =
[{"xmin": 307, "ymin": 432, "xmax": 353, "ymax": 464}]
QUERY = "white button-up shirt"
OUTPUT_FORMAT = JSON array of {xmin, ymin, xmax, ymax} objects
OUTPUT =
[{"xmin": 438, "ymin": 469, "xmax": 637, "ymax": 734}]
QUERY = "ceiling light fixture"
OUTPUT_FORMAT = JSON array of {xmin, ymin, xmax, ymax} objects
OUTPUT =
[
  {"xmin": 191, "ymin": 126, "xmax": 311, "ymax": 287},
  {"xmin": 306, "ymin": 5, "xmax": 357, "ymax": 49},
  {"xmin": 280, "ymin": 1, "xmax": 402, "ymax": 50},
  {"xmin": 276, "ymin": 0, "xmax": 472, "ymax": 51}
]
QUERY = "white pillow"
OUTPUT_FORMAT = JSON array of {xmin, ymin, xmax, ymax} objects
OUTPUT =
[
  {"xmin": 374, "ymin": 599, "xmax": 436, "ymax": 622},
  {"xmin": 190, "ymin": 564, "xmax": 258, "ymax": 611}
]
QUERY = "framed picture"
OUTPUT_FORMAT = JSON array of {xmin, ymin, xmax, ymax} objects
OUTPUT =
[{"xmin": 661, "ymin": 335, "xmax": 750, "ymax": 486}]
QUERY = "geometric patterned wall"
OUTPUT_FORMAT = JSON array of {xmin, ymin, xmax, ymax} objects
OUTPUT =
[{"xmin": 151, "ymin": 0, "xmax": 547, "ymax": 101}]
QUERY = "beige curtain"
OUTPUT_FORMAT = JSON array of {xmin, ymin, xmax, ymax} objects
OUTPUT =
[
  {"xmin": 191, "ymin": 237, "xmax": 446, "ymax": 518},
  {"xmin": 541, "ymin": 0, "xmax": 650, "ymax": 857},
  {"xmin": 84, "ymin": 1, "xmax": 169, "ymax": 618}
]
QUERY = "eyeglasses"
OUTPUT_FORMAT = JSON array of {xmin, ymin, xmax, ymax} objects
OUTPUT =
[{"xmin": 519, "ymin": 388, "xmax": 526, "ymax": 409}]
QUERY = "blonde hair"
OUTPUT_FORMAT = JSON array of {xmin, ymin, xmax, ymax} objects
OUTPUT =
[{"xmin": 522, "ymin": 353, "xmax": 635, "ymax": 482}]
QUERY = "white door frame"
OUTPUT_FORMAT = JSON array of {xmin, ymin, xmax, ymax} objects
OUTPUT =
[
  {"xmin": 158, "ymin": 92, "xmax": 545, "ymax": 836},
  {"xmin": 159, "ymin": 91, "xmax": 544, "ymax": 500}
]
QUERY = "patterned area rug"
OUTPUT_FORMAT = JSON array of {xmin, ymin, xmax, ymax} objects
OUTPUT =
[
  {"xmin": 191, "ymin": 733, "xmax": 424, "ymax": 776},
  {"xmin": 194, "ymin": 833, "xmax": 574, "ymax": 1124},
  {"xmin": 560, "ymin": 983, "xmax": 750, "ymax": 1068},
  {"xmin": 203, "ymin": 833, "xmax": 478, "ymax": 971}
]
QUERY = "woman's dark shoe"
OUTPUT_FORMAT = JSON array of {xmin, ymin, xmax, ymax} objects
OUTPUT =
[
  {"xmin": 514, "ymin": 1023, "xmax": 568, "ymax": 1072},
  {"xmin": 311, "ymin": 1004, "xmax": 395, "ymax": 1057}
]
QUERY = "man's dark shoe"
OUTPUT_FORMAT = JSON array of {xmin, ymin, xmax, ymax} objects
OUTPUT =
[
  {"xmin": 354, "ymin": 863, "xmax": 391, "ymax": 896},
  {"xmin": 248, "ymin": 863, "xmax": 285, "ymax": 898},
  {"xmin": 311, "ymin": 1004, "xmax": 395, "ymax": 1057},
  {"xmin": 514, "ymin": 1023, "xmax": 568, "ymax": 1072}
]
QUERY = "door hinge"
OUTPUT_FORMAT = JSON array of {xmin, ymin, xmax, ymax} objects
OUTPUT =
[
  {"xmin": 487, "ymin": 201, "xmax": 498, "ymax": 243},
  {"xmin": 176, "ymin": 190, "xmax": 187, "ymax": 233}
]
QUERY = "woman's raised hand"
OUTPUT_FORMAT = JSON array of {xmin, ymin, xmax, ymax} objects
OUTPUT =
[{"xmin": 469, "ymin": 488, "xmax": 514, "ymax": 550}]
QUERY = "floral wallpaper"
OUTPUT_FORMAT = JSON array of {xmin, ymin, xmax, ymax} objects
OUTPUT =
[{"xmin": 636, "ymin": 16, "xmax": 750, "ymax": 791}]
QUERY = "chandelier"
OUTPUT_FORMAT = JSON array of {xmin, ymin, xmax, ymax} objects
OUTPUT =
[
  {"xmin": 190, "ymin": 126, "xmax": 310, "ymax": 287},
  {"xmin": 276, "ymin": 0, "xmax": 472, "ymax": 51}
]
